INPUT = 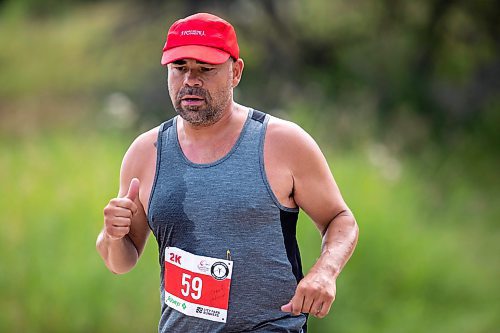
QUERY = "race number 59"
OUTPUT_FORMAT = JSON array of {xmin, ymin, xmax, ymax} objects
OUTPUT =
[{"xmin": 181, "ymin": 273, "xmax": 202, "ymax": 300}]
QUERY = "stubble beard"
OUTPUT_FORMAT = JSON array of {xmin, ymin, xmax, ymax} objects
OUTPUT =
[{"xmin": 172, "ymin": 86, "xmax": 231, "ymax": 127}]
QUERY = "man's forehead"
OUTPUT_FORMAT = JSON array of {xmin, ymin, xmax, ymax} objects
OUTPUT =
[{"xmin": 171, "ymin": 59, "xmax": 215, "ymax": 65}]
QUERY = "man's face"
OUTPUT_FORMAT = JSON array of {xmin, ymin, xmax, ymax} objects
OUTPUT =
[{"xmin": 167, "ymin": 58, "xmax": 239, "ymax": 126}]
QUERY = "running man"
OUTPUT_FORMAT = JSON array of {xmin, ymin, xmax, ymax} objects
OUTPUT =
[{"xmin": 96, "ymin": 12, "xmax": 358, "ymax": 333}]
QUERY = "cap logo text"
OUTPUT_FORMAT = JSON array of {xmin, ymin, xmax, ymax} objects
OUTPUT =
[{"xmin": 180, "ymin": 30, "xmax": 206, "ymax": 37}]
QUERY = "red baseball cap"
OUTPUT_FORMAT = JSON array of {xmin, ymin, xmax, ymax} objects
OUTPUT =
[{"xmin": 161, "ymin": 13, "xmax": 239, "ymax": 66}]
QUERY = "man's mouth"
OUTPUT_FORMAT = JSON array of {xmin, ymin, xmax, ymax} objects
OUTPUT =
[
  {"xmin": 181, "ymin": 95, "xmax": 204, "ymax": 101},
  {"xmin": 180, "ymin": 95, "xmax": 205, "ymax": 106}
]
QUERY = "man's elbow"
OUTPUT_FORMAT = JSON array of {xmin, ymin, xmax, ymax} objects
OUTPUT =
[
  {"xmin": 109, "ymin": 265, "xmax": 134, "ymax": 275},
  {"xmin": 351, "ymin": 216, "xmax": 359, "ymax": 245},
  {"xmin": 106, "ymin": 259, "xmax": 138, "ymax": 275},
  {"xmin": 321, "ymin": 209, "xmax": 358, "ymax": 238}
]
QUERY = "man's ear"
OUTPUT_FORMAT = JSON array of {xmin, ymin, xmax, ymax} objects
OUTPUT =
[{"xmin": 232, "ymin": 58, "xmax": 244, "ymax": 88}]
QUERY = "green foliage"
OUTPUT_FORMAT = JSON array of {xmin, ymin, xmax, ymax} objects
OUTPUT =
[
  {"xmin": 0, "ymin": 132, "xmax": 158, "ymax": 333},
  {"xmin": 1, "ymin": 0, "xmax": 499, "ymax": 147},
  {"xmin": 0, "ymin": 2, "xmax": 162, "ymax": 99},
  {"xmin": 301, "ymin": 149, "xmax": 500, "ymax": 332}
]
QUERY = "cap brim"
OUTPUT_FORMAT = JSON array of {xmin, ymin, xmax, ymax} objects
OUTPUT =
[{"xmin": 161, "ymin": 45, "xmax": 231, "ymax": 65}]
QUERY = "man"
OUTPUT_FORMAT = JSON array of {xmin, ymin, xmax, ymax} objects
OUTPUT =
[{"xmin": 96, "ymin": 13, "xmax": 358, "ymax": 333}]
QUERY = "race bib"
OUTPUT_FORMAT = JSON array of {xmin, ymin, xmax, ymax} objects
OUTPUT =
[{"xmin": 164, "ymin": 247, "xmax": 233, "ymax": 323}]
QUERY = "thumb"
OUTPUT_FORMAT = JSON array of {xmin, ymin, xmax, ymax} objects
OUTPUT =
[
  {"xmin": 126, "ymin": 178, "xmax": 140, "ymax": 201},
  {"xmin": 281, "ymin": 301, "xmax": 292, "ymax": 313}
]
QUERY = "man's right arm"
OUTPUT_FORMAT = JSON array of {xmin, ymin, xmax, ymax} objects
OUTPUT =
[{"xmin": 96, "ymin": 136, "xmax": 153, "ymax": 274}]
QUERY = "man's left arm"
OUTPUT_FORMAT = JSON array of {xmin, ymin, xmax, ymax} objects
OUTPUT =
[{"xmin": 278, "ymin": 123, "xmax": 359, "ymax": 318}]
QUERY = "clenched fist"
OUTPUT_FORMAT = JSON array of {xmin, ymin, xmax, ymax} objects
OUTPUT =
[
  {"xmin": 103, "ymin": 178, "xmax": 140, "ymax": 240},
  {"xmin": 281, "ymin": 269, "xmax": 337, "ymax": 318}
]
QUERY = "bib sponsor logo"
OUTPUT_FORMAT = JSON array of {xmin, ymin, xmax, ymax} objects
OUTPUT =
[
  {"xmin": 211, "ymin": 262, "xmax": 229, "ymax": 280},
  {"xmin": 198, "ymin": 260, "xmax": 210, "ymax": 272},
  {"xmin": 196, "ymin": 306, "xmax": 220, "ymax": 318},
  {"xmin": 167, "ymin": 295, "xmax": 181, "ymax": 307},
  {"xmin": 166, "ymin": 295, "xmax": 186, "ymax": 310}
]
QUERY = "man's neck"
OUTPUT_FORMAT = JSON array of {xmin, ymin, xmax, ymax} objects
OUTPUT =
[{"xmin": 177, "ymin": 102, "xmax": 246, "ymax": 143}]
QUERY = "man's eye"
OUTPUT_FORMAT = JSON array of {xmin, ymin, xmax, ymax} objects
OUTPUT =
[
  {"xmin": 200, "ymin": 67, "xmax": 214, "ymax": 72},
  {"xmin": 173, "ymin": 66, "xmax": 186, "ymax": 72}
]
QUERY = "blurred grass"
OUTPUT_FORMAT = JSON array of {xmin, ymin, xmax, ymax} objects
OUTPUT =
[
  {"xmin": 303, "ymin": 148, "xmax": 500, "ymax": 333},
  {"xmin": 0, "ymin": 132, "xmax": 159, "ymax": 333},
  {"xmin": 0, "ymin": 131, "xmax": 498, "ymax": 332}
]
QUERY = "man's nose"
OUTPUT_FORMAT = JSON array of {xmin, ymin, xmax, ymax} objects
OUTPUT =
[{"xmin": 183, "ymin": 70, "xmax": 202, "ymax": 87}]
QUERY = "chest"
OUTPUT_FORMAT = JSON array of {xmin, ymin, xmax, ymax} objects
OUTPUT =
[
  {"xmin": 141, "ymin": 127, "xmax": 296, "ymax": 215},
  {"xmin": 179, "ymin": 138, "xmax": 236, "ymax": 165}
]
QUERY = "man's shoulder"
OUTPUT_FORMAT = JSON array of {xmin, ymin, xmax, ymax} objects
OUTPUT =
[
  {"xmin": 263, "ymin": 113, "xmax": 323, "ymax": 163},
  {"xmin": 121, "ymin": 125, "xmax": 162, "ymax": 168},
  {"xmin": 129, "ymin": 125, "xmax": 161, "ymax": 152},
  {"xmin": 120, "ymin": 125, "xmax": 161, "ymax": 178},
  {"xmin": 265, "ymin": 114, "xmax": 310, "ymax": 145}
]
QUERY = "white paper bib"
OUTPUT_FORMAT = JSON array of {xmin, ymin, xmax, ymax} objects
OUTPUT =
[{"xmin": 164, "ymin": 247, "xmax": 233, "ymax": 323}]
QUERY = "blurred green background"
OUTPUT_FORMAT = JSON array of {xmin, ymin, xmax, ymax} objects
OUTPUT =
[{"xmin": 1, "ymin": 0, "xmax": 499, "ymax": 332}]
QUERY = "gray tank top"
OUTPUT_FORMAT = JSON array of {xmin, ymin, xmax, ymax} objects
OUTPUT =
[{"xmin": 148, "ymin": 109, "xmax": 307, "ymax": 332}]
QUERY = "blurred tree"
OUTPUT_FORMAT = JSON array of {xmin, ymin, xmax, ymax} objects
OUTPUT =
[{"xmin": 1, "ymin": 0, "xmax": 498, "ymax": 150}]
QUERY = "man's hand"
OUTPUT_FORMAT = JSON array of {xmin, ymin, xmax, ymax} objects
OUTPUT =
[
  {"xmin": 103, "ymin": 178, "xmax": 140, "ymax": 240},
  {"xmin": 281, "ymin": 269, "xmax": 337, "ymax": 318}
]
